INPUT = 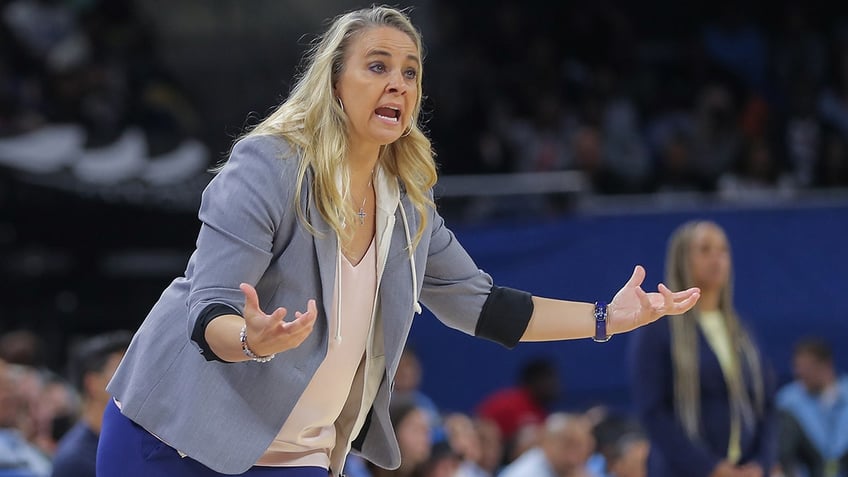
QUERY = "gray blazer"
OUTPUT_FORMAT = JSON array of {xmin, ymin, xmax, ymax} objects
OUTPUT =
[{"xmin": 106, "ymin": 134, "xmax": 531, "ymax": 475}]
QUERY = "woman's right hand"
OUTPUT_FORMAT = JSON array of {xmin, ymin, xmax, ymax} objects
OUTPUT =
[{"xmin": 240, "ymin": 283, "xmax": 318, "ymax": 357}]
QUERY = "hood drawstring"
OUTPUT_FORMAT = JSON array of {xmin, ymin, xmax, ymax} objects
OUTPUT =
[
  {"xmin": 336, "ymin": 193, "xmax": 420, "ymax": 345},
  {"xmin": 398, "ymin": 204, "xmax": 422, "ymax": 315},
  {"xmin": 335, "ymin": 240, "xmax": 343, "ymax": 343}
]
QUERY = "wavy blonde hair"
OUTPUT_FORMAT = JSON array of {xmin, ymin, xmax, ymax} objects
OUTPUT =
[
  {"xmin": 243, "ymin": 6, "xmax": 436, "ymax": 248},
  {"xmin": 665, "ymin": 221, "xmax": 765, "ymax": 441}
]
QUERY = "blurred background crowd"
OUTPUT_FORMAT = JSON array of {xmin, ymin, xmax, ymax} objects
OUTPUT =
[{"xmin": 1, "ymin": 0, "xmax": 848, "ymax": 476}]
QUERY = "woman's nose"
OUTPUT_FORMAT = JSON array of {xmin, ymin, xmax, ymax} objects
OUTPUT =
[{"xmin": 387, "ymin": 71, "xmax": 407, "ymax": 94}]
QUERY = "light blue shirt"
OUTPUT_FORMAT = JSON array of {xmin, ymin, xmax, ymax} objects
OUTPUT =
[
  {"xmin": 0, "ymin": 429, "xmax": 51, "ymax": 477},
  {"xmin": 498, "ymin": 448, "xmax": 556, "ymax": 477}
]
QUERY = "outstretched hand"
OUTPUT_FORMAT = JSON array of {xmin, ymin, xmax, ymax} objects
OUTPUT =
[
  {"xmin": 607, "ymin": 266, "xmax": 700, "ymax": 335},
  {"xmin": 240, "ymin": 283, "xmax": 318, "ymax": 357}
]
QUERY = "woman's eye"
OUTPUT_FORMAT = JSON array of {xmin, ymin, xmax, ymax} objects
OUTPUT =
[
  {"xmin": 404, "ymin": 69, "xmax": 418, "ymax": 79},
  {"xmin": 370, "ymin": 63, "xmax": 385, "ymax": 73}
]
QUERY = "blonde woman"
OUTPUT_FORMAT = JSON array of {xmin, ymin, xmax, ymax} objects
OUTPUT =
[
  {"xmin": 96, "ymin": 7, "xmax": 699, "ymax": 477},
  {"xmin": 628, "ymin": 221, "xmax": 776, "ymax": 477}
]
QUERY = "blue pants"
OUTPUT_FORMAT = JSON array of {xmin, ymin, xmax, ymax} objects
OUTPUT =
[{"xmin": 96, "ymin": 399, "xmax": 329, "ymax": 477}]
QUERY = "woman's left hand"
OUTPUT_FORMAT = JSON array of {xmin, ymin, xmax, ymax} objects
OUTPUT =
[{"xmin": 607, "ymin": 265, "xmax": 700, "ymax": 335}]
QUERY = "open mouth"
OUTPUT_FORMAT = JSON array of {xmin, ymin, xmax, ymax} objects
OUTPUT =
[{"xmin": 375, "ymin": 106, "xmax": 401, "ymax": 123}]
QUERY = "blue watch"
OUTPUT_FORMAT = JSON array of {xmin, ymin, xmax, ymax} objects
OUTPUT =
[{"xmin": 593, "ymin": 301, "xmax": 612, "ymax": 342}]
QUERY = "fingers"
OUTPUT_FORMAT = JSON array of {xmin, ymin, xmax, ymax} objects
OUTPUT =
[
  {"xmin": 626, "ymin": 265, "xmax": 646, "ymax": 287},
  {"xmin": 657, "ymin": 283, "xmax": 701, "ymax": 314},
  {"xmin": 635, "ymin": 286, "xmax": 652, "ymax": 310},
  {"xmin": 668, "ymin": 287, "xmax": 700, "ymax": 300},
  {"xmin": 270, "ymin": 306, "xmax": 288, "ymax": 322},
  {"xmin": 240, "ymin": 283, "xmax": 262, "ymax": 317},
  {"xmin": 282, "ymin": 299, "xmax": 318, "ymax": 334},
  {"xmin": 672, "ymin": 291, "xmax": 700, "ymax": 314},
  {"xmin": 658, "ymin": 283, "xmax": 675, "ymax": 310},
  {"xmin": 294, "ymin": 299, "xmax": 318, "ymax": 320}
]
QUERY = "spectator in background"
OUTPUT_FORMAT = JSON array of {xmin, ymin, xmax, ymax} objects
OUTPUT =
[
  {"xmin": 651, "ymin": 129, "xmax": 702, "ymax": 193},
  {"xmin": 816, "ymin": 128, "xmax": 848, "ymax": 188},
  {"xmin": 629, "ymin": 221, "xmax": 777, "ymax": 477},
  {"xmin": 0, "ymin": 0, "xmax": 206, "ymax": 183},
  {"xmin": 498, "ymin": 412, "xmax": 598, "ymax": 477},
  {"xmin": 782, "ymin": 76, "xmax": 823, "ymax": 188},
  {"xmin": 476, "ymin": 358, "xmax": 560, "ymax": 458},
  {"xmin": 51, "ymin": 331, "xmax": 132, "ymax": 477},
  {"xmin": 595, "ymin": 69, "xmax": 651, "ymax": 194},
  {"xmin": 0, "ymin": 330, "xmax": 76, "ymax": 458},
  {"xmin": 0, "ymin": 360, "xmax": 52, "ymax": 477},
  {"xmin": 506, "ymin": 421, "xmax": 543, "ymax": 467},
  {"xmin": 393, "ymin": 346, "xmax": 445, "ymax": 444},
  {"xmin": 473, "ymin": 418, "xmax": 502, "ymax": 476},
  {"xmin": 30, "ymin": 375, "xmax": 77, "ymax": 457},
  {"xmin": 571, "ymin": 125, "xmax": 605, "ymax": 194},
  {"xmin": 415, "ymin": 441, "xmax": 462, "ymax": 477},
  {"xmin": 818, "ymin": 41, "xmax": 848, "ymax": 145},
  {"xmin": 776, "ymin": 338, "xmax": 848, "ymax": 477},
  {"xmin": 443, "ymin": 413, "xmax": 489, "ymax": 477},
  {"xmin": 718, "ymin": 137, "xmax": 794, "ymax": 201},
  {"xmin": 589, "ymin": 413, "xmax": 648, "ymax": 477},
  {"xmin": 689, "ymin": 83, "xmax": 742, "ymax": 190},
  {"xmin": 345, "ymin": 397, "xmax": 434, "ymax": 477},
  {"xmin": 372, "ymin": 398, "xmax": 433, "ymax": 477},
  {"xmin": 0, "ymin": 330, "xmax": 45, "ymax": 368}
]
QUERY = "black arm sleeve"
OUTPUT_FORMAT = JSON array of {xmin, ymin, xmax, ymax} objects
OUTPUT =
[
  {"xmin": 190, "ymin": 304, "xmax": 242, "ymax": 362},
  {"xmin": 474, "ymin": 286, "xmax": 534, "ymax": 349}
]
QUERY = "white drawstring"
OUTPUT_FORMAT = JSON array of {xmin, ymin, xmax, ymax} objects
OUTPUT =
[
  {"xmin": 335, "ymin": 239, "xmax": 343, "ymax": 343},
  {"xmin": 398, "ymin": 205, "xmax": 422, "ymax": 314}
]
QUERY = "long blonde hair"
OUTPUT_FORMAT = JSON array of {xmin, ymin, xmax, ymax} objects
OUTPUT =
[
  {"xmin": 665, "ymin": 220, "xmax": 765, "ymax": 440},
  {"xmin": 243, "ymin": 6, "xmax": 436, "ymax": 247}
]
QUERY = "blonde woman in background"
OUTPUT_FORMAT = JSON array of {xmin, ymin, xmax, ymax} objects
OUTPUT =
[{"xmin": 628, "ymin": 221, "xmax": 777, "ymax": 477}]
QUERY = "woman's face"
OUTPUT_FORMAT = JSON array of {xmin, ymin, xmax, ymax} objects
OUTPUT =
[
  {"xmin": 687, "ymin": 223, "xmax": 731, "ymax": 292},
  {"xmin": 335, "ymin": 26, "xmax": 419, "ymax": 153}
]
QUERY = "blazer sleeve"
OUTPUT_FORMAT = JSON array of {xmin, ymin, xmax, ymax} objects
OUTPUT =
[
  {"xmin": 628, "ymin": 321, "xmax": 723, "ymax": 477},
  {"xmin": 184, "ymin": 136, "xmax": 293, "ymax": 342},
  {"xmin": 418, "ymin": 207, "xmax": 533, "ymax": 349}
]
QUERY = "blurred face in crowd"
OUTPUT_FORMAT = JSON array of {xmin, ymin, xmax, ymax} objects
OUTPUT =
[
  {"xmin": 0, "ymin": 363, "xmax": 23, "ymax": 428},
  {"xmin": 608, "ymin": 438, "xmax": 649, "ymax": 477},
  {"xmin": 687, "ymin": 223, "xmax": 731, "ymax": 293},
  {"xmin": 397, "ymin": 408, "xmax": 432, "ymax": 469},
  {"xmin": 542, "ymin": 415, "xmax": 595, "ymax": 477},
  {"xmin": 444, "ymin": 413, "xmax": 482, "ymax": 463},
  {"xmin": 335, "ymin": 26, "xmax": 419, "ymax": 153},
  {"xmin": 510, "ymin": 423, "xmax": 542, "ymax": 462},
  {"xmin": 475, "ymin": 418, "xmax": 503, "ymax": 473},
  {"xmin": 394, "ymin": 350, "xmax": 422, "ymax": 394},
  {"xmin": 793, "ymin": 351, "xmax": 834, "ymax": 395}
]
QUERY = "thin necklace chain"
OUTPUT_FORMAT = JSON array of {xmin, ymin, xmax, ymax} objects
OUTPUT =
[{"xmin": 356, "ymin": 171, "xmax": 374, "ymax": 226}]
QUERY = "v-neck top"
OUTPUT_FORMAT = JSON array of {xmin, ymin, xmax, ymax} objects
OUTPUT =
[{"xmin": 257, "ymin": 238, "xmax": 377, "ymax": 468}]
